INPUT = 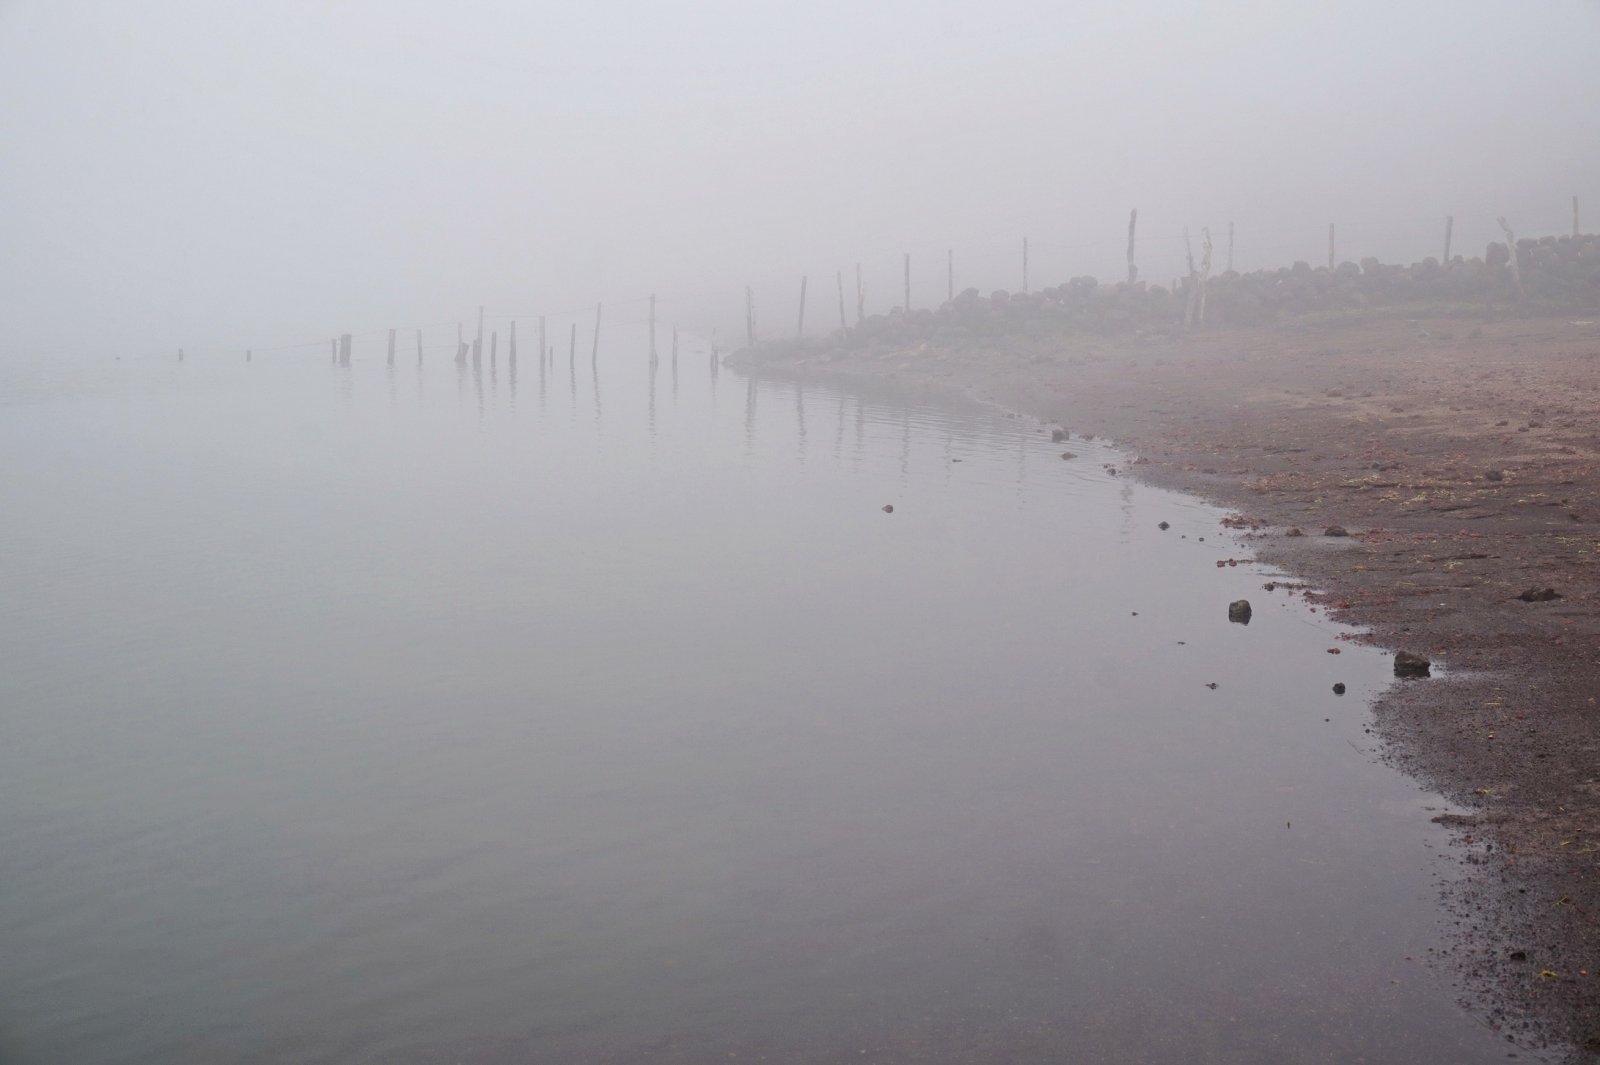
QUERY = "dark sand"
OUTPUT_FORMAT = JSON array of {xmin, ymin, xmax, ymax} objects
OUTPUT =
[{"xmin": 731, "ymin": 314, "xmax": 1600, "ymax": 1058}]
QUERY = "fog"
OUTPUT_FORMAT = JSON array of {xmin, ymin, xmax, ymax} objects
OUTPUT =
[{"xmin": 2, "ymin": 0, "xmax": 1597, "ymax": 358}]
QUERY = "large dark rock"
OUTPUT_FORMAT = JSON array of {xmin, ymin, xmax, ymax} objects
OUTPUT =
[
  {"xmin": 1228, "ymin": 599, "xmax": 1252, "ymax": 624},
  {"xmin": 1517, "ymin": 586, "xmax": 1561, "ymax": 602},
  {"xmin": 1394, "ymin": 651, "xmax": 1432, "ymax": 677}
]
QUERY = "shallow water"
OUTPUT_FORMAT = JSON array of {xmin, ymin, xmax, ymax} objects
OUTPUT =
[{"xmin": 0, "ymin": 335, "xmax": 1512, "ymax": 1063}]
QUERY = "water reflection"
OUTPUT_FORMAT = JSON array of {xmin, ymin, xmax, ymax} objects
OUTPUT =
[{"xmin": 0, "ymin": 332, "xmax": 1519, "ymax": 1064}]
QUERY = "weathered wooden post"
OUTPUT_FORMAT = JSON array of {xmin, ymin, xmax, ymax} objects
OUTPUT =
[
  {"xmin": 416, "ymin": 329, "xmax": 423, "ymax": 364},
  {"xmin": 538, "ymin": 316, "xmax": 547, "ymax": 369},
  {"xmin": 1227, "ymin": 221, "xmax": 1235, "ymax": 273},
  {"xmin": 1182, "ymin": 228, "xmax": 1199, "ymax": 330},
  {"xmin": 491, "ymin": 330, "xmax": 498, "ymax": 369},
  {"xmin": 1444, "ymin": 215, "xmax": 1454, "ymax": 263},
  {"xmin": 903, "ymin": 252, "xmax": 910, "ymax": 313},
  {"xmin": 1575, "ymin": 195, "xmax": 1581, "ymax": 238},
  {"xmin": 1127, "ymin": 209, "xmax": 1138, "ymax": 283},
  {"xmin": 340, "ymin": 333, "xmax": 352, "ymax": 365},
  {"xmin": 797, "ymin": 276, "xmax": 808, "ymax": 338},
  {"xmin": 855, "ymin": 263, "xmax": 864, "ymax": 324},
  {"xmin": 671, "ymin": 326, "xmax": 679, "ymax": 366},
  {"xmin": 591, "ymin": 303, "xmax": 602, "ymax": 363},
  {"xmin": 1327, "ymin": 223, "xmax": 1336, "ymax": 270},
  {"xmin": 947, "ymin": 249, "xmax": 954, "ymax": 301},
  {"xmin": 246, "ymin": 350, "xmax": 251, "ymax": 362},
  {"xmin": 837, "ymin": 271, "xmax": 848, "ymax": 331},
  {"xmin": 649, "ymin": 295, "xmax": 657, "ymax": 362},
  {"xmin": 1197, "ymin": 227, "xmax": 1214, "ymax": 327},
  {"xmin": 1022, "ymin": 237, "xmax": 1029, "ymax": 294},
  {"xmin": 179, "ymin": 348, "xmax": 185, "ymax": 362},
  {"xmin": 1497, "ymin": 216, "xmax": 1527, "ymax": 303},
  {"xmin": 509, "ymin": 320, "xmax": 517, "ymax": 368},
  {"xmin": 476, "ymin": 305, "xmax": 484, "ymax": 356},
  {"xmin": 569, "ymin": 323, "xmax": 576, "ymax": 370},
  {"xmin": 387, "ymin": 328, "xmax": 396, "ymax": 365},
  {"xmin": 745, "ymin": 286, "xmax": 756, "ymax": 345},
  {"xmin": 331, "ymin": 339, "xmax": 337, "ymax": 363}
]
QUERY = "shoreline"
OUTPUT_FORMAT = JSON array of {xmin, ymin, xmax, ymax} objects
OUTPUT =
[{"xmin": 730, "ymin": 313, "xmax": 1600, "ymax": 1057}]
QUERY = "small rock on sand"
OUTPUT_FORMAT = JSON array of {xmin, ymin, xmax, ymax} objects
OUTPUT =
[
  {"xmin": 1333, "ymin": 683, "xmax": 1346, "ymax": 695},
  {"xmin": 1158, "ymin": 521, "xmax": 1170, "ymax": 530},
  {"xmin": 1324, "ymin": 525, "xmax": 1350, "ymax": 537},
  {"xmin": 1517, "ymin": 586, "xmax": 1561, "ymax": 602},
  {"xmin": 881, "ymin": 504, "xmax": 894, "ymax": 513},
  {"xmin": 1285, "ymin": 528, "xmax": 1304, "ymax": 537},
  {"xmin": 1228, "ymin": 599, "xmax": 1252, "ymax": 623},
  {"xmin": 1060, "ymin": 452, "xmax": 1077, "ymax": 460}
]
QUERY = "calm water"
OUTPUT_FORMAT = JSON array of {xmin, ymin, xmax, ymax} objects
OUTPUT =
[{"xmin": 0, "ymin": 334, "xmax": 1512, "ymax": 1064}]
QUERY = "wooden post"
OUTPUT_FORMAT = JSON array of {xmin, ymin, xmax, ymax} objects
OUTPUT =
[
  {"xmin": 568, "ymin": 323, "xmax": 576, "ymax": 368},
  {"xmin": 491, "ymin": 331, "xmax": 498, "ymax": 368},
  {"xmin": 903, "ymin": 252, "xmax": 910, "ymax": 313},
  {"xmin": 387, "ymin": 328, "xmax": 396, "ymax": 365},
  {"xmin": 1575, "ymin": 195, "xmax": 1581, "ymax": 238},
  {"xmin": 417, "ymin": 329, "xmax": 423, "ymax": 364},
  {"xmin": 591, "ymin": 302, "xmax": 601, "ymax": 363},
  {"xmin": 947, "ymin": 249, "xmax": 954, "ymax": 301},
  {"xmin": 1126, "ymin": 208, "xmax": 1138, "ymax": 283},
  {"xmin": 246, "ymin": 349, "xmax": 251, "ymax": 362},
  {"xmin": 1444, "ymin": 215, "xmax": 1454, "ymax": 263},
  {"xmin": 331, "ymin": 339, "xmax": 336, "ymax": 363},
  {"xmin": 509, "ymin": 320, "xmax": 517, "ymax": 366},
  {"xmin": 837, "ymin": 271, "xmax": 848, "ymax": 330},
  {"xmin": 855, "ymin": 263, "xmax": 864, "ymax": 324},
  {"xmin": 1327, "ymin": 223, "xmax": 1335, "ymax": 270},
  {"xmin": 649, "ymin": 295, "xmax": 657, "ymax": 361},
  {"xmin": 745, "ymin": 286, "xmax": 756, "ymax": 344},
  {"xmin": 340, "ymin": 333, "xmax": 352, "ymax": 365},
  {"xmin": 179, "ymin": 348, "xmax": 185, "ymax": 362},
  {"xmin": 1182, "ymin": 228, "xmax": 1199, "ymax": 330},
  {"xmin": 476, "ymin": 305, "xmax": 484, "ymax": 352},
  {"xmin": 1022, "ymin": 237, "xmax": 1029, "ymax": 294},
  {"xmin": 1197, "ymin": 227, "xmax": 1214, "ymax": 327},
  {"xmin": 672, "ymin": 326, "xmax": 679, "ymax": 365},
  {"xmin": 1227, "ymin": 221, "xmax": 1235, "ymax": 273},
  {"xmin": 797, "ymin": 276, "xmax": 808, "ymax": 339},
  {"xmin": 1497, "ymin": 216, "xmax": 1527, "ymax": 303},
  {"xmin": 538, "ymin": 316, "xmax": 547, "ymax": 369}
]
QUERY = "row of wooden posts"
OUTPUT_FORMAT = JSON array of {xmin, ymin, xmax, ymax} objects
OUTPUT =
[
  {"xmin": 317, "ymin": 300, "xmax": 690, "ymax": 369},
  {"xmin": 747, "ymin": 195, "xmax": 1583, "ymax": 343}
]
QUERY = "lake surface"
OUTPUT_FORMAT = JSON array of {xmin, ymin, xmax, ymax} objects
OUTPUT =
[{"xmin": 0, "ymin": 333, "xmax": 1514, "ymax": 1063}]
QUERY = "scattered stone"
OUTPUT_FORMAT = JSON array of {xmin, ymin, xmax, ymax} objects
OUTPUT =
[
  {"xmin": 1516, "ymin": 586, "xmax": 1561, "ymax": 602},
  {"xmin": 1327, "ymin": 648, "xmax": 1340, "ymax": 654},
  {"xmin": 1205, "ymin": 682, "xmax": 1218, "ymax": 689},
  {"xmin": 1263, "ymin": 581, "xmax": 1278, "ymax": 591},
  {"xmin": 1228, "ymin": 599, "xmax": 1252, "ymax": 624},
  {"xmin": 1332, "ymin": 683, "xmax": 1346, "ymax": 695},
  {"xmin": 1285, "ymin": 528, "xmax": 1304, "ymax": 537},
  {"xmin": 1394, "ymin": 651, "xmax": 1432, "ymax": 677},
  {"xmin": 1051, "ymin": 428, "xmax": 1069, "ymax": 442},
  {"xmin": 1509, "ymin": 950, "xmax": 1528, "ymax": 962},
  {"xmin": 1324, "ymin": 525, "xmax": 1350, "ymax": 537},
  {"xmin": 881, "ymin": 504, "xmax": 894, "ymax": 513},
  {"xmin": 1158, "ymin": 521, "xmax": 1170, "ymax": 531},
  {"xmin": 1060, "ymin": 451, "xmax": 1077, "ymax": 460},
  {"xmin": 1483, "ymin": 469, "xmax": 1504, "ymax": 482}
]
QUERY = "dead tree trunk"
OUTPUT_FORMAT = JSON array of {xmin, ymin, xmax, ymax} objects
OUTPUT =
[
  {"xmin": 1497, "ymin": 217, "xmax": 1527, "ymax": 304},
  {"xmin": 1126, "ymin": 209, "xmax": 1138, "ymax": 283}
]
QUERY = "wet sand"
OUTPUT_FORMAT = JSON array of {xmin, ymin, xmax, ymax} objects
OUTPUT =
[{"xmin": 731, "ymin": 314, "xmax": 1600, "ymax": 1057}]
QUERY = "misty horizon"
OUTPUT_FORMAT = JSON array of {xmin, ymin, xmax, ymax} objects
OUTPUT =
[{"xmin": 4, "ymin": 1, "xmax": 1597, "ymax": 359}]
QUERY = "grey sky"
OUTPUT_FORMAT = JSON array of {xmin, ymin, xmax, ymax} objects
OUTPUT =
[{"xmin": 2, "ymin": 0, "xmax": 1596, "ymax": 357}]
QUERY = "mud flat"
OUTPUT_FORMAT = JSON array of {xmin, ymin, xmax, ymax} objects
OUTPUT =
[{"xmin": 730, "ymin": 311, "xmax": 1600, "ymax": 1057}]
